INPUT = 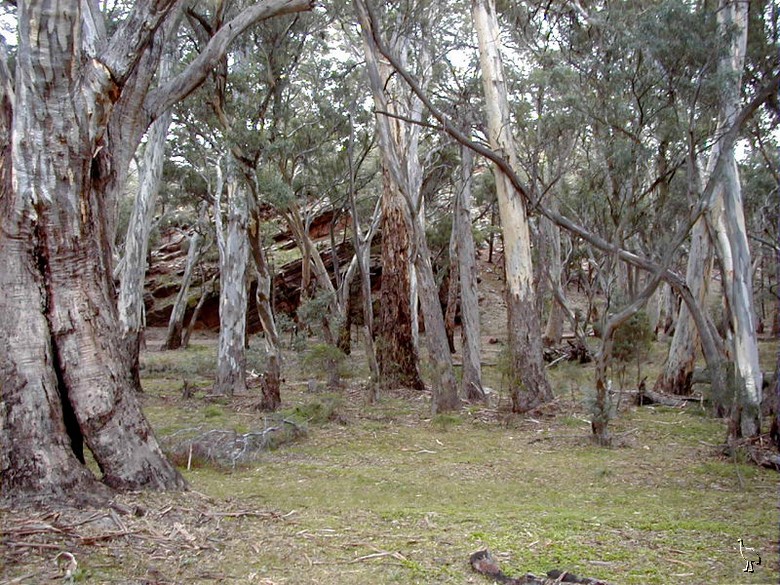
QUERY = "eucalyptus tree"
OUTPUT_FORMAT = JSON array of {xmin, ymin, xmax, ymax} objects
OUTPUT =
[
  {"xmin": 117, "ymin": 44, "xmax": 176, "ymax": 384},
  {"xmin": 374, "ymin": 0, "xmax": 777, "ymax": 442},
  {"xmin": 472, "ymin": 0, "xmax": 553, "ymax": 412},
  {"xmin": 0, "ymin": 0, "xmax": 313, "ymax": 503},
  {"xmin": 355, "ymin": 0, "xmax": 462, "ymax": 411}
]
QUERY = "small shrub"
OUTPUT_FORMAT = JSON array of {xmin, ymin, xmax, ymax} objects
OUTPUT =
[
  {"xmin": 302, "ymin": 343, "xmax": 348, "ymax": 388},
  {"xmin": 286, "ymin": 396, "xmax": 343, "ymax": 425},
  {"xmin": 203, "ymin": 405, "xmax": 224, "ymax": 419}
]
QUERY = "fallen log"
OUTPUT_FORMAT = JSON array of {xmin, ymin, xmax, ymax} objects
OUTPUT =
[{"xmin": 470, "ymin": 549, "xmax": 612, "ymax": 585}]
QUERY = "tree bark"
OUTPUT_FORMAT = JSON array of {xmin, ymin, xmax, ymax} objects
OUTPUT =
[
  {"xmin": 375, "ymin": 170, "xmax": 425, "ymax": 389},
  {"xmin": 709, "ymin": 0, "xmax": 762, "ymax": 438},
  {"xmin": 182, "ymin": 272, "xmax": 217, "ymax": 349},
  {"xmin": 162, "ymin": 209, "xmax": 210, "ymax": 351},
  {"xmin": 454, "ymin": 145, "xmax": 485, "ymax": 401},
  {"xmin": 117, "ymin": 48, "xmax": 175, "ymax": 379},
  {"xmin": 655, "ymin": 216, "xmax": 713, "ymax": 395},
  {"xmin": 355, "ymin": 2, "xmax": 425, "ymax": 390},
  {"xmin": 346, "ymin": 115, "xmax": 380, "ymax": 395},
  {"xmin": 445, "ymin": 236, "xmax": 459, "ymax": 354},
  {"xmin": 473, "ymin": 0, "xmax": 552, "ymax": 412},
  {"xmin": 249, "ymin": 205, "xmax": 283, "ymax": 411},
  {"xmin": 0, "ymin": 1, "xmax": 185, "ymax": 502},
  {"xmin": 542, "ymin": 206, "xmax": 565, "ymax": 347},
  {"xmin": 214, "ymin": 160, "xmax": 250, "ymax": 397}
]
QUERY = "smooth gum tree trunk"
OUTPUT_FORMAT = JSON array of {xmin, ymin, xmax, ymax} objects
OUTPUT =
[
  {"xmin": 654, "ymin": 217, "xmax": 713, "ymax": 395},
  {"xmin": 709, "ymin": 0, "xmax": 762, "ymax": 438},
  {"xmin": 162, "ymin": 217, "xmax": 209, "ymax": 351},
  {"xmin": 214, "ymin": 161, "xmax": 250, "ymax": 397},
  {"xmin": 117, "ymin": 50, "xmax": 174, "ymax": 380},
  {"xmin": 473, "ymin": 0, "xmax": 552, "ymax": 412}
]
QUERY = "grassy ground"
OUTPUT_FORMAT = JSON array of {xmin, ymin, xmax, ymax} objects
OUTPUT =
[{"xmin": 2, "ymin": 328, "xmax": 776, "ymax": 585}]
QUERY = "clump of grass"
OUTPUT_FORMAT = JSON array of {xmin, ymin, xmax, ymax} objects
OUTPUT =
[
  {"xmin": 431, "ymin": 413, "xmax": 462, "ymax": 431},
  {"xmin": 285, "ymin": 395, "xmax": 343, "ymax": 425}
]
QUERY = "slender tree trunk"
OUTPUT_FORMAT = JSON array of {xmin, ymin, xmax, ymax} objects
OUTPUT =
[
  {"xmin": 214, "ymin": 161, "xmax": 249, "ymax": 397},
  {"xmin": 182, "ymin": 272, "xmax": 216, "ymax": 349},
  {"xmin": 473, "ymin": 0, "xmax": 552, "ymax": 412},
  {"xmin": 249, "ymin": 206, "xmax": 283, "ymax": 411},
  {"xmin": 542, "ymin": 202, "xmax": 564, "ymax": 346},
  {"xmin": 445, "ymin": 238, "xmax": 459, "ymax": 354},
  {"xmin": 162, "ymin": 207, "xmax": 209, "ymax": 350},
  {"xmin": 411, "ymin": 216, "xmax": 461, "ymax": 412},
  {"xmin": 454, "ymin": 146, "xmax": 484, "ymax": 401},
  {"xmin": 346, "ymin": 116, "xmax": 380, "ymax": 394},
  {"xmin": 116, "ymin": 50, "xmax": 174, "ymax": 384},
  {"xmin": 283, "ymin": 203, "xmax": 341, "ymax": 344}
]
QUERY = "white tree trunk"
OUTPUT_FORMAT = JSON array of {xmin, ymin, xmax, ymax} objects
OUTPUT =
[
  {"xmin": 655, "ymin": 217, "xmax": 713, "ymax": 394},
  {"xmin": 162, "ymin": 205, "xmax": 210, "ymax": 351},
  {"xmin": 473, "ymin": 0, "xmax": 552, "ymax": 411},
  {"xmin": 708, "ymin": 0, "xmax": 762, "ymax": 437},
  {"xmin": 117, "ymin": 50, "xmax": 174, "ymax": 380},
  {"xmin": 214, "ymin": 160, "xmax": 249, "ymax": 397}
]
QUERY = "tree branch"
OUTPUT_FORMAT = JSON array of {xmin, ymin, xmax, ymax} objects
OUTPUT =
[
  {"xmin": 100, "ymin": 0, "xmax": 181, "ymax": 85},
  {"xmin": 363, "ymin": 0, "xmax": 779, "ymax": 283},
  {"xmin": 145, "ymin": 0, "xmax": 315, "ymax": 122}
]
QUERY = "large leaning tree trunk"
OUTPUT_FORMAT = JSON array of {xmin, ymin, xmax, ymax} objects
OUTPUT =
[
  {"xmin": 0, "ymin": 1, "xmax": 187, "ymax": 502},
  {"xmin": 709, "ymin": 0, "xmax": 762, "ymax": 438},
  {"xmin": 214, "ymin": 160, "xmax": 250, "ymax": 397},
  {"xmin": 472, "ymin": 0, "xmax": 552, "ymax": 412},
  {"xmin": 454, "ymin": 146, "xmax": 485, "ymax": 401},
  {"xmin": 117, "ymin": 47, "xmax": 175, "ymax": 386},
  {"xmin": 0, "ymin": 0, "xmax": 314, "ymax": 504}
]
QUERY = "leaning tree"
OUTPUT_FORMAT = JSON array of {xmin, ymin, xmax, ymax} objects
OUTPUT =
[{"xmin": 0, "ymin": 0, "xmax": 313, "ymax": 504}]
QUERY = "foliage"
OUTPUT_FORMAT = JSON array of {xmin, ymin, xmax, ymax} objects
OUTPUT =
[
  {"xmin": 612, "ymin": 311, "xmax": 654, "ymax": 365},
  {"xmin": 302, "ymin": 342, "xmax": 349, "ymax": 387}
]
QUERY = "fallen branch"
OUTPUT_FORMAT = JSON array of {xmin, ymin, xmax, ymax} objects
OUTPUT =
[{"xmin": 470, "ymin": 549, "xmax": 613, "ymax": 585}]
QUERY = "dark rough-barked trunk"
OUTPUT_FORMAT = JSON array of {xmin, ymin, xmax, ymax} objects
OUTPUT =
[{"xmin": 376, "ymin": 169, "xmax": 425, "ymax": 390}]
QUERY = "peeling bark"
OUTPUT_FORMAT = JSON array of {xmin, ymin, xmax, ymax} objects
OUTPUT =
[
  {"xmin": 0, "ymin": 2, "xmax": 185, "ymax": 502},
  {"xmin": 214, "ymin": 161, "xmax": 249, "ymax": 397},
  {"xmin": 709, "ymin": 0, "xmax": 762, "ymax": 438}
]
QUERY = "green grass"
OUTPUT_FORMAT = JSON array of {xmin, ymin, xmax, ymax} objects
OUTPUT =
[{"xmin": 2, "ymin": 334, "xmax": 776, "ymax": 585}]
